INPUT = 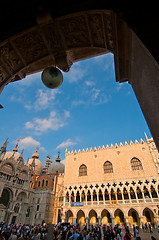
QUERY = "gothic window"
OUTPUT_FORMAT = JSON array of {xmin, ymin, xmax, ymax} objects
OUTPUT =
[
  {"xmin": 79, "ymin": 164, "xmax": 87, "ymax": 176},
  {"xmin": 103, "ymin": 161, "xmax": 113, "ymax": 173},
  {"xmin": 38, "ymin": 181, "xmax": 40, "ymax": 187},
  {"xmin": 14, "ymin": 203, "xmax": 20, "ymax": 213},
  {"xmin": 131, "ymin": 158, "xmax": 143, "ymax": 171},
  {"xmin": 46, "ymin": 180, "xmax": 48, "ymax": 187}
]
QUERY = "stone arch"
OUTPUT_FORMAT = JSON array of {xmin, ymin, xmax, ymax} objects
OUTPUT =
[
  {"xmin": 76, "ymin": 191, "xmax": 80, "ymax": 202},
  {"xmin": 104, "ymin": 189, "xmax": 109, "ymax": 201},
  {"xmin": 66, "ymin": 191, "xmax": 69, "ymax": 202},
  {"xmin": 143, "ymin": 208, "xmax": 155, "ymax": 224},
  {"xmin": 71, "ymin": 191, "xmax": 75, "ymax": 202},
  {"xmin": 16, "ymin": 191, "xmax": 27, "ymax": 201},
  {"xmin": 93, "ymin": 189, "xmax": 97, "ymax": 201},
  {"xmin": 99, "ymin": 189, "xmax": 103, "ymax": 201},
  {"xmin": 77, "ymin": 209, "xmax": 85, "ymax": 225},
  {"xmin": 150, "ymin": 185, "xmax": 158, "ymax": 198},
  {"xmin": 128, "ymin": 208, "xmax": 140, "ymax": 228},
  {"xmin": 101, "ymin": 209, "xmax": 111, "ymax": 225},
  {"xmin": 123, "ymin": 187, "xmax": 129, "ymax": 200},
  {"xmin": 89, "ymin": 209, "xmax": 98, "ymax": 226},
  {"xmin": 114, "ymin": 208, "xmax": 125, "ymax": 225},
  {"xmin": 117, "ymin": 188, "xmax": 122, "ymax": 200},
  {"xmin": 0, "ymin": 160, "xmax": 15, "ymax": 175},
  {"xmin": 143, "ymin": 186, "xmax": 150, "ymax": 199},
  {"xmin": 130, "ymin": 187, "xmax": 136, "ymax": 199},
  {"xmin": 87, "ymin": 190, "xmax": 91, "ymax": 202},
  {"xmin": 81, "ymin": 190, "xmax": 86, "ymax": 202},
  {"xmin": 66, "ymin": 210, "xmax": 74, "ymax": 224},
  {"xmin": 0, "ymin": 188, "xmax": 13, "ymax": 207},
  {"xmin": 136, "ymin": 186, "xmax": 143, "ymax": 199}
]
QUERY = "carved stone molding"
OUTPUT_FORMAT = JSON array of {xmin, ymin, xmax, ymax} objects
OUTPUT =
[{"xmin": 0, "ymin": 10, "xmax": 114, "ymax": 92}]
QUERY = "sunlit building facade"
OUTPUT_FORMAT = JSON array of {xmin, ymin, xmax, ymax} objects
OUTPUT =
[{"xmin": 63, "ymin": 135, "xmax": 159, "ymax": 228}]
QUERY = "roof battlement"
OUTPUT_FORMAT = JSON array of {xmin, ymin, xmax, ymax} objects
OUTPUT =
[{"xmin": 65, "ymin": 138, "xmax": 147, "ymax": 156}]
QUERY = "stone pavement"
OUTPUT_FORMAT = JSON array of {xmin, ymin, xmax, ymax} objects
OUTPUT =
[{"xmin": 127, "ymin": 229, "xmax": 159, "ymax": 240}]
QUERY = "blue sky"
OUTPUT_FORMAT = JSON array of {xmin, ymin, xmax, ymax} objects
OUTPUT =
[{"xmin": 0, "ymin": 53, "xmax": 151, "ymax": 166}]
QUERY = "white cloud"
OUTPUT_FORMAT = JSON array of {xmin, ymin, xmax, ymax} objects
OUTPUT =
[
  {"xmin": 63, "ymin": 62, "xmax": 86, "ymax": 83},
  {"xmin": 25, "ymin": 110, "xmax": 70, "ymax": 134},
  {"xmin": 71, "ymin": 100, "xmax": 85, "ymax": 107},
  {"xmin": 85, "ymin": 80, "xmax": 95, "ymax": 87},
  {"xmin": 24, "ymin": 88, "xmax": 61, "ymax": 111},
  {"xmin": 18, "ymin": 136, "xmax": 45, "ymax": 152},
  {"xmin": 56, "ymin": 138, "xmax": 77, "ymax": 149},
  {"xmin": 94, "ymin": 53, "xmax": 115, "ymax": 72},
  {"xmin": 19, "ymin": 72, "xmax": 41, "ymax": 86},
  {"xmin": 90, "ymin": 88, "xmax": 111, "ymax": 105}
]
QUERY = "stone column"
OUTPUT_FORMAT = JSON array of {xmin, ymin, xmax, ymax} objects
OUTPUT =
[
  {"xmin": 111, "ymin": 217, "xmax": 115, "ymax": 228},
  {"xmin": 86, "ymin": 217, "xmax": 89, "ymax": 228},
  {"xmin": 73, "ymin": 217, "xmax": 76, "ymax": 225},
  {"xmin": 141, "ymin": 191, "xmax": 145, "ymax": 202},
  {"xmin": 108, "ymin": 192, "xmax": 111, "ymax": 204},
  {"xmin": 128, "ymin": 192, "xmax": 132, "ymax": 202},
  {"xmin": 125, "ymin": 217, "xmax": 129, "ymax": 227},
  {"xmin": 97, "ymin": 192, "xmax": 99, "ymax": 205},
  {"xmin": 113, "ymin": 14, "xmax": 159, "ymax": 151},
  {"xmin": 98, "ymin": 216, "xmax": 101, "ymax": 226}
]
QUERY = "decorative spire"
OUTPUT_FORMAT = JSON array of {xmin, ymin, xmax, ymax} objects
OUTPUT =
[
  {"xmin": 144, "ymin": 132, "xmax": 148, "ymax": 141},
  {"xmin": 0, "ymin": 138, "xmax": 8, "ymax": 154},
  {"xmin": 32, "ymin": 146, "xmax": 39, "ymax": 159},
  {"xmin": 13, "ymin": 137, "xmax": 20, "ymax": 152},
  {"xmin": 55, "ymin": 151, "xmax": 61, "ymax": 162},
  {"xmin": 17, "ymin": 149, "xmax": 24, "ymax": 166}
]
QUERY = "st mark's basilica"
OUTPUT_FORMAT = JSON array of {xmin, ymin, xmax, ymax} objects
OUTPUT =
[{"xmin": 0, "ymin": 134, "xmax": 159, "ymax": 229}]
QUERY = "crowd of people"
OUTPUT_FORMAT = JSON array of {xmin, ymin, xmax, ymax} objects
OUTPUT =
[{"xmin": 0, "ymin": 222, "xmax": 158, "ymax": 240}]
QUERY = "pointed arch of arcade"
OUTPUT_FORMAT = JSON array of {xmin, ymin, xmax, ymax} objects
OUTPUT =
[
  {"xmin": 89, "ymin": 209, "xmax": 98, "ymax": 226},
  {"xmin": 143, "ymin": 207, "xmax": 155, "ymax": 224},
  {"xmin": 128, "ymin": 208, "xmax": 140, "ymax": 228},
  {"xmin": 114, "ymin": 208, "xmax": 125, "ymax": 226},
  {"xmin": 0, "ymin": 188, "xmax": 13, "ymax": 207},
  {"xmin": 65, "ymin": 210, "xmax": 74, "ymax": 224},
  {"xmin": 77, "ymin": 209, "xmax": 85, "ymax": 225},
  {"xmin": 101, "ymin": 209, "xmax": 111, "ymax": 225}
]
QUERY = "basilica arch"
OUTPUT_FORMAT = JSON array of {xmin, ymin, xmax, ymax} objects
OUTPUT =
[{"xmin": 0, "ymin": 188, "xmax": 13, "ymax": 207}]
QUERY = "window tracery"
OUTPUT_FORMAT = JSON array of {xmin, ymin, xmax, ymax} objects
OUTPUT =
[
  {"xmin": 131, "ymin": 158, "xmax": 143, "ymax": 171},
  {"xmin": 103, "ymin": 161, "xmax": 113, "ymax": 173}
]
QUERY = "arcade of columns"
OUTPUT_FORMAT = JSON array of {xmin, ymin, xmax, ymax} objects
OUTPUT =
[{"xmin": 63, "ymin": 177, "xmax": 159, "ymax": 227}]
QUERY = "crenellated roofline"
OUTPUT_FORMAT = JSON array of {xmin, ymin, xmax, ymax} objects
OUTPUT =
[{"xmin": 65, "ymin": 137, "xmax": 151, "ymax": 156}]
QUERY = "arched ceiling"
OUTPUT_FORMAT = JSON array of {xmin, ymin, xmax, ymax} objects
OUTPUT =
[{"xmin": 0, "ymin": 1, "xmax": 159, "ymax": 91}]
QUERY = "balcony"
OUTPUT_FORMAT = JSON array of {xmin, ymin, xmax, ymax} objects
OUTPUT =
[{"xmin": 65, "ymin": 198, "xmax": 159, "ymax": 207}]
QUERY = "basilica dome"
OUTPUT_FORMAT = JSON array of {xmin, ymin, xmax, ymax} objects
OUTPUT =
[
  {"xmin": 25, "ymin": 150, "xmax": 42, "ymax": 175},
  {"xmin": 47, "ymin": 155, "xmax": 65, "ymax": 175},
  {"xmin": 1, "ymin": 144, "xmax": 24, "ymax": 165}
]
